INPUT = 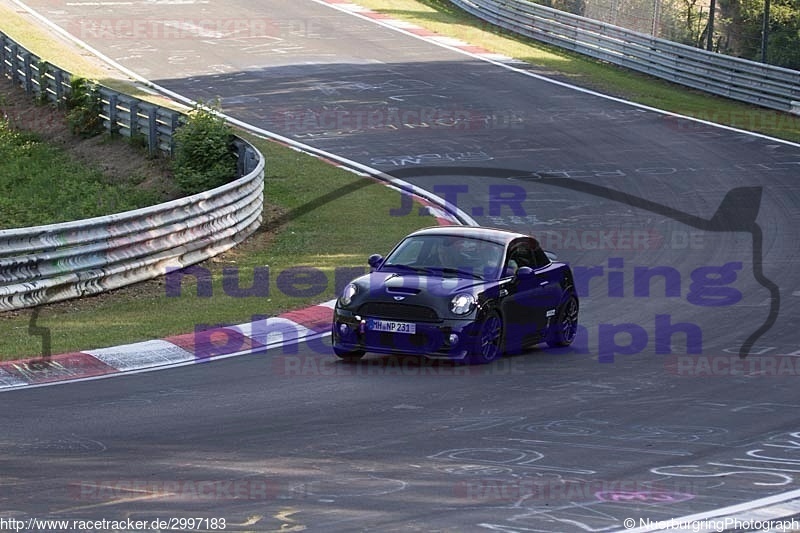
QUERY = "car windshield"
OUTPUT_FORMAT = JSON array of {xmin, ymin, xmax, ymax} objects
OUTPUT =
[{"xmin": 383, "ymin": 235, "xmax": 505, "ymax": 280}]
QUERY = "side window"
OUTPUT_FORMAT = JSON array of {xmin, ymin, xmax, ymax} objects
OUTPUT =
[
  {"xmin": 504, "ymin": 241, "xmax": 534, "ymax": 275},
  {"xmin": 532, "ymin": 242, "xmax": 550, "ymax": 268},
  {"xmin": 515, "ymin": 245, "xmax": 534, "ymax": 268},
  {"xmin": 505, "ymin": 239, "xmax": 550, "ymax": 273}
]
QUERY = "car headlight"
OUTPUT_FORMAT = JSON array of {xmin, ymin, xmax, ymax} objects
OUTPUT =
[
  {"xmin": 450, "ymin": 293, "xmax": 476, "ymax": 315},
  {"xmin": 341, "ymin": 283, "xmax": 358, "ymax": 306}
]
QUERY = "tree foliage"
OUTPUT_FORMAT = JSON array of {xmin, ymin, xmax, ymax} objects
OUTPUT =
[
  {"xmin": 715, "ymin": 0, "xmax": 800, "ymax": 68},
  {"xmin": 531, "ymin": 0, "xmax": 800, "ymax": 69}
]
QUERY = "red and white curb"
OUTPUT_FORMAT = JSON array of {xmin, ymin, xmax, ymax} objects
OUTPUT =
[
  {"xmin": 0, "ymin": 301, "xmax": 337, "ymax": 391},
  {"xmin": 0, "ymin": 193, "xmax": 457, "ymax": 392}
]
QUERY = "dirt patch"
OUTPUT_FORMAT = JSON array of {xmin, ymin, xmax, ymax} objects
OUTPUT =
[
  {"xmin": 0, "ymin": 78, "xmax": 282, "ymax": 320},
  {"xmin": 0, "ymin": 78, "xmax": 178, "ymax": 196}
]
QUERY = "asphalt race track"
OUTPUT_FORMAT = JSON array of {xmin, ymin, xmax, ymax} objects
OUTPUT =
[{"xmin": 3, "ymin": 0, "xmax": 800, "ymax": 531}]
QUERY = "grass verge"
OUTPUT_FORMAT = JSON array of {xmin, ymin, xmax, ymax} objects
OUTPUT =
[
  {"xmin": 2, "ymin": 0, "xmax": 798, "ymax": 360},
  {"xmin": 0, "ymin": 117, "xmax": 166, "ymax": 228},
  {"xmin": 355, "ymin": 0, "xmax": 800, "ymax": 142},
  {"xmin": 0, "ymin": 2, "xmax": 435, "ymax": 360},
  {"xmin": 0, "ymin": 133, "xmax": 436, "ymax": 360}
]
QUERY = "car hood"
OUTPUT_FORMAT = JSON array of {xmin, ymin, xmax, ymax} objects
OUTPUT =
[{"xmin": 352, "ymin": 271, "xmax": 494, "ymax": 300}]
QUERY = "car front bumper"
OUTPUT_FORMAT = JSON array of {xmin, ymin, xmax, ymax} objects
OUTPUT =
[{"xmin": 331, "ymin": 307, "xmax": 481, "ymax": 360}]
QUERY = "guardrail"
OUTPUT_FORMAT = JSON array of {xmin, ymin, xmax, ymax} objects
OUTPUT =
[
  {"xmin": 100, "ymin": 88, "xmax": 182, "ymax": 155},
  {"xmin": 1, "ymin": 34, "xmax": 184, "ymax": 155},
  {"xmin": 450, "ymin": 0, "xmax": 800, "ymax": 115},
  {"xmin": 0, "ymin": 32, "xmax": 265, "ymax": 311}
]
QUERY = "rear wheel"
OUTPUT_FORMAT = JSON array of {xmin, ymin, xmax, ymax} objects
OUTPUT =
[
  {"xmin": 546, "ymin": 294, "xmax": 579, "ymax": 347},
  {"xmin": 468, "ymin": 311, "xmax": 503, "ymax": 365},
  {"xmin": 333, "ymin": 347, "xmax": 365, "ymax": 362}
]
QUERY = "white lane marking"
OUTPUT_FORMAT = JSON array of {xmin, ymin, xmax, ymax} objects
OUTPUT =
[
  {"xmin": 8, "ymin": 1, "xmax": 800, "ymax": 529},
  {"xmin": 277, "ymin": 15, "xmax": 798, "ymax": 526},
  {"xmin": 310, "ymin": 0, "xmax": 800, "ymax": 149},
  {"xmin": 8, "ymin": 0, "xmax": 476, "ymax": 226}
]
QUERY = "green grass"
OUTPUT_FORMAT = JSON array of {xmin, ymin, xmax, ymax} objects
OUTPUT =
[
  {"xmin": 356, "ymin": 0, "xmax": 800, "ymax": 142},
  {"xmin": 0, "ymin": 120, "xmax": 164, "ymax": 228},
  {"xmin": 0, "ymin": 133, "xmax": 436, "ymax": 359},
  {"xmin": 0, "ymin": 2, "xmax": 433, "ymax": 360},
  {"xmin": 2, "ymin": 0, "xmax": 799, "ymax": 360}
]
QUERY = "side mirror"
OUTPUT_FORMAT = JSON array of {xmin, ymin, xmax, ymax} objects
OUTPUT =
[
  {"xmin": 545, "ymin": 250, "xmax": 557, "ymax": 262},
  {"xmin": 516, "ymin": 266, "xmax": 534, "ymax": 278},
  {"xmin": 368, "ymin": 254, "xmax": 384, "ymax": 269}
]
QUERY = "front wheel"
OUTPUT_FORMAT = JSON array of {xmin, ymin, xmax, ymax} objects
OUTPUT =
[
  {"xmin": 468, "ymin": 311, "xmax": 504, "ymax": 365},
  {"xmin": 333, "ymin": 346, "xmax": 365, "ymax": 362},
  {"xmin": 546, "ymin": 294, "xmax": 579, "ymax": 347}
]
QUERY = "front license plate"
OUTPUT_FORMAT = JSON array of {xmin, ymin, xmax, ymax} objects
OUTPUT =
[{"xmin": 366, "ymin": 319, "xmax": 416, "ymax": 334}]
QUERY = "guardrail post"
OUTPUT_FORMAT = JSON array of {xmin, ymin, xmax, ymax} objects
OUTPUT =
[
  {"xmin": 22, "ymin": 53, "xmax": 33, "ymax": 94},
  {"xmin": 9, "ymin": 43, "xmax": 18, "ymax": 85},
  {"xmin": 108, "ymin": 92, "xmax": 118, "ymax": 135},
  {"xmin": 169, "ymin": 112, "xmax": 179, "ymax": 156},
  {"xmin": 0, "ymin": 35, "xmax": 6, "ymax": 77},
  {"xmin": 128, "ymin": 100, "xmax": 139, "ymax": 141},
  {"xmin": 147, "ymin": 105, "xmax": 157, "ymax": 156},
  {"xmin": 234, "ymin": 138, "xmax": 245, "ymax": 177},
  {"xmin": 53, "ymin": 69, "xmax": 64, "ymax": 105},
  {"xmin": 234, "ymin": 138, "xmax": 260, "ymax": 176},
  {"xmin": 34, "ymin": 60, "xmax": 45, "ymax": 100},
  {"xmin": 245, "ymin": 145, "xmax": 258, "ymax": 175}
]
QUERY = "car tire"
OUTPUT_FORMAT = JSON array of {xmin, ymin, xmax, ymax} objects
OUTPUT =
[
  {"xmin": 546, "ymin": 294, "xmax": 579, "ymax": 348},
  {"xmin": 468, "ymin": 311, "xmax": 504, "ymax": 365},
  {"xmin": 333, "ymin": 347, "xmax": 365, "ymax": 362}
]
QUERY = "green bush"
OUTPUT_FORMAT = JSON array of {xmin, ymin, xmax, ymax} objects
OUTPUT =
[
  {"xmin": 172, "ymin": 102, "xmax": 237, "ymax": 195},
  {"xmin": 65, "ymin": 77, "xmax": 103, "ymax": 137}
]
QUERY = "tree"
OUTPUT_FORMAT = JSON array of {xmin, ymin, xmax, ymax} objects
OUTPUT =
[{"xmin": 717, "ymin": 0, "xmax": 799, "ymax": 67}]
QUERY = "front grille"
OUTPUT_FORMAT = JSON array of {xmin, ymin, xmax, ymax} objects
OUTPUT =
[
  {"xmin": 358, "ymin": 302, "xmax": 439, "ymax": 322},
  {"xmin": 373, "ymin": 331, "xmax": 443, "ymax": 352}
]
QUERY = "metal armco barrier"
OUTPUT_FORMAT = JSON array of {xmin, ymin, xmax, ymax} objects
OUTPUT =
[
  {"xmin": 0, "ymin": 33, "xmax": 265, "ymax": 311},
  {"xmin": 450, "ymin": 0, "xmax": 800, "ymax": 115}
]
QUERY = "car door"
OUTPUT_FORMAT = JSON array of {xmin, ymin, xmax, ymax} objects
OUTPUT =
[
  {"xmin": 500, "ymin": 239, "xmax": 552, "ymax": 350},
  {"xmin": 530, "ymin": 246, "xmax": 566, "ymax": 331}
]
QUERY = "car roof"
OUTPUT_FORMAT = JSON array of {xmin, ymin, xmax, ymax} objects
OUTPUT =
[{"xmin": 407, "ymin": 225, "xmax": 533, "ymax": 245}]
